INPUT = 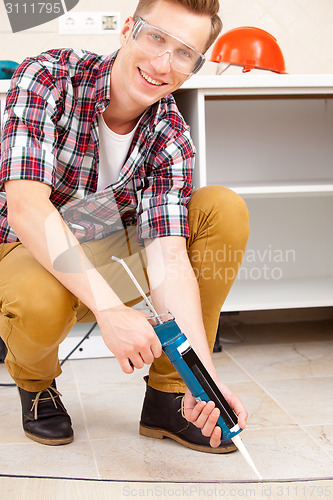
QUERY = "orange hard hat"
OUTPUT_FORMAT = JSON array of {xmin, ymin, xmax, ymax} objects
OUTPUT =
[{"xmin": 211, "ymin": 26, "xmax": 287, "ymax": 74}]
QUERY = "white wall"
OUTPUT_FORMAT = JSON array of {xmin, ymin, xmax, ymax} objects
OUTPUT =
[{"xmin": 0, "ymin": 0, "xmax": 332, "ymax": 74}]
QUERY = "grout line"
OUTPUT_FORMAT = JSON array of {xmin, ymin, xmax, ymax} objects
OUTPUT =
[
  {"xmin": 224, "ymin": 349, "xmax": 333, "ymax": 462},
  {"xmin": 70, "ymin": 361, "xmax": 101, "ymax": 480}
]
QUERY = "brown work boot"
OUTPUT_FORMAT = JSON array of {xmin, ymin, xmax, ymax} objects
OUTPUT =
[
  {"xmin": 139, "ymin": 376, "xmax": 237, "ymax": 453},
  {"xmin": 18, "ymin": 380, "xmax": 74, "ymax": 445}
]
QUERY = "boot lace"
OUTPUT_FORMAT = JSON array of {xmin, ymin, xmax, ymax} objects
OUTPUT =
[
  {"xmin": 176, "ymin": 395, "xmax": 186, "ymax": 418},
  {"xmin": 30, "ymin": 385, "xmax": 62, "ymax": 420}
]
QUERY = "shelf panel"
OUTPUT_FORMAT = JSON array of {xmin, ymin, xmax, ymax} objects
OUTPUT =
[
  {"xmin": 222, "ymin": 276, "xmax": 333, "ymax": 312},
  {"xmin": 208, "ymin": 183, "xmax": 333, "ymax": 197},
  {"xmin": 180, "ymin": 74, "xmax": 333, "ymax": 95},
  {"xmin": 205, "ymin": 97, "xmax": 333, "ymax": 191}
]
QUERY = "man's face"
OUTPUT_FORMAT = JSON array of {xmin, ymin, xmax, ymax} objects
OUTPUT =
[{"xmin": 115, "ymin": 0, "xmax": 211, "ymax": 113}]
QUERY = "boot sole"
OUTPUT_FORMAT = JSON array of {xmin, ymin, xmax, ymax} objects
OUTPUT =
[
  {"xmin": 24, "ymin": 430, "xmax": 74, "ymax": 446},
  {"xmin": 139, "ymin": 424, "xmax": 237, "ymax": 454}
]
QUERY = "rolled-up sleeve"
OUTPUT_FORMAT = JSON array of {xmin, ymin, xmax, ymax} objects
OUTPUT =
[
  {"xmin": 0, "ymin": 59, "xmax": 60, "ymax": 189},
  {"xmin": 137, "ymin": 127, "xmax": 194, "ymax": 244}
]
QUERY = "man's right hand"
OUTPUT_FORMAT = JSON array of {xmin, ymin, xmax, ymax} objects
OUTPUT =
[{"xmin": 95, "ymin": 306, "xmax": 162, "ymax": 373}]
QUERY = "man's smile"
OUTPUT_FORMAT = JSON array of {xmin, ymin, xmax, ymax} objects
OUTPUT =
[{"xmin": 139, "ymin": 68, "xmax": 165, "ymax": 86}]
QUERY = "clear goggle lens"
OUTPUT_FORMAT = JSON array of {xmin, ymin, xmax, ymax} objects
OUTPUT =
[{"xmin": 132, "ymin": 17, "xmax": 206, "ymax": 75}]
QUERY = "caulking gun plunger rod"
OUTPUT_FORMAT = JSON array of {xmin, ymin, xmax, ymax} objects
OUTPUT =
[
  {"xmin": 111, "ymin": 256, "xmax": 262, "ymax": 480},
  {"xmin": 111, "ymin": 256, "xmax": 162, "ymax": 324}
]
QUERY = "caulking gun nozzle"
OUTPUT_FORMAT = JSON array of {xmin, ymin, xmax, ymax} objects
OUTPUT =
[{"xmin": 231, "ymin": 435, "xmax": 263, "ymax": 481}]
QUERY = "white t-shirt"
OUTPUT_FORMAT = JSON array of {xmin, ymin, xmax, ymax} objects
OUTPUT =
[{"xmin": 97, "ymin": 115, "xmax": 138, "ymax": 191}]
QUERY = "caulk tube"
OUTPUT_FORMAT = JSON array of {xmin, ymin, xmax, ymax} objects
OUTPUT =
[{"xmin": 153, "ymin": 320, "xmax": 242, "ymax": 442}]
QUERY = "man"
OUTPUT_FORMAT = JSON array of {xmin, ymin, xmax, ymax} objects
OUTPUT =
[{"xmin": 0, "ymin": 0, "xmax": 249, "ymax": 452}]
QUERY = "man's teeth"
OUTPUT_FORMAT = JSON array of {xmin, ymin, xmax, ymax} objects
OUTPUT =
[{"xmin": 139, "ymin": 69, "xmax": 163, "ymax": 86}]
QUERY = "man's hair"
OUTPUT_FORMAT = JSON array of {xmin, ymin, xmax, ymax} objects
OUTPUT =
[{"xmin": 133, "ymin": 0, "xmax": 222, "ymax": 52}]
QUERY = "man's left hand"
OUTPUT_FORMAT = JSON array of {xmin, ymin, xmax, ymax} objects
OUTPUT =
[{"xmin": 183, "ymin": 382, "xmax": 248, "ymax": 448}]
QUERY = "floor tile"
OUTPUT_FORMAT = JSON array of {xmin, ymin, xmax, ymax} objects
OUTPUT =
[
  {"xmin": 57, "ymin": 360, "xmax": 78, "ymax": 392},
  {"xmin": 61, "ymin": 391, "xmax": 90, "ymax": 442},
  {"xmin": 0, "ymin": 440, "xmax": 99, "ymax": 479},
  {"xmin": 71, "ymin": 357, "xmax": 149, "ymax": 391},
  {"xmin": 212, "ymin": 351, "xmax": 251, "ymax": 382},
  {"xmin": 0, "ymin": 389, "xmax": 26, "ymax": 444},
  {"xmin": 305, "ymin": 424, "xmax": 333, "ymax": 457},
  {"xmin": 260, "ymin": 377, "xmax": 333, "ymax": 426},
  {"xmin": 227, "ymin": 380, "xmax": 296, "ymax": 430},
  {"xmin": 236, "ymin": 427, "xmax": 333, "ymax": 481},
  {"xmin": 224, "ymin": 341, "xmax": 333, "ymax": 381},
  {"xmin": 79, "ymin": 384, "xmax": 145, "ymax": 441}
]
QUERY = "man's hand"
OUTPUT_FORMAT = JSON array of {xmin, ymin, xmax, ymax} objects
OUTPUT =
[
  {"xmin": 183, "ymin": 381, "xmax": 248, "ymax": 448},
  {"xmin": 96, "ymin": 306, "xmax": 162, "ymax": 374}
]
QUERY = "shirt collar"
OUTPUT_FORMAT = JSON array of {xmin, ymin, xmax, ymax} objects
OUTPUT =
[{"xmin": 94, "ymin": 50, "xmax": 118, "ymax": 113}]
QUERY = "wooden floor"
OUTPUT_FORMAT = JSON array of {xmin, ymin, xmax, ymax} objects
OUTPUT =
[{"xmin": 1, "ymin": 477, "xmax": 332, "ymax": 500}]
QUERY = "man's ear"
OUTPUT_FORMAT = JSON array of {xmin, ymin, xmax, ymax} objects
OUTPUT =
[{"xmin": 120, "ymin": 17, "xmax": 135, "ymax": 47}]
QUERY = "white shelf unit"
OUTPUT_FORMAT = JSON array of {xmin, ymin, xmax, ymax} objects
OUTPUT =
[{"xmin": 175, "ymin": 74, "xmax": 333, "ymax": 312}]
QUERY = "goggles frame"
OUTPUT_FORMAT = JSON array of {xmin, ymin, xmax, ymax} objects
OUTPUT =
[{"xmin": 132, "ymin": 17, "xmax": 206, "ymax": 75}]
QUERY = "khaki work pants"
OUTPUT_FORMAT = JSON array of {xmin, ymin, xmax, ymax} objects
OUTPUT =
[{"xmin": 0, "ymin": 186, "xmax": 249, "ymax": 393}]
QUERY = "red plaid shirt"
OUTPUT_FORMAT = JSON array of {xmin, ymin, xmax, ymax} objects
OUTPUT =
[{"xmin": 0, "ymin": 48, "xmax": 194, "ymax": 244}]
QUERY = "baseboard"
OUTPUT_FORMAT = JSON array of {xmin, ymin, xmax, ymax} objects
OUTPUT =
[{"xmin": 223, "ymin": 307, "xmax": 333, "ymax": 325}]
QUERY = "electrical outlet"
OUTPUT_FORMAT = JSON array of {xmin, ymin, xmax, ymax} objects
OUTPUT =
[
  {"xmin": 59, "ymin": 13, "xmax": 80, "ymax": 34},
  {"xmin": 59, "ymin": 12, "xmax": 121, "ymax": 35},
  {"xmin": 101, "ymin": 15, "xmax": 120, "ymax": 32}
]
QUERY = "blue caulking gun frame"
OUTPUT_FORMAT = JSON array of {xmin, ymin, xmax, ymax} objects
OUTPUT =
[{"xmin": 112, "ymin": 256, "xmax": 262, "ymax": 479}]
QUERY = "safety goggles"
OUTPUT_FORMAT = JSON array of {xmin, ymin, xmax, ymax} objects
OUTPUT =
[{"xmin": 132, "ymin": 17, "xmax": 206, "ymax": 75}]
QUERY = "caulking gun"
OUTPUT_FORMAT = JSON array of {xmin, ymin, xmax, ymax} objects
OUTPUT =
[{"xmin": 112, "ymin": 256, "xmax": 262, "ymax": 479}]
